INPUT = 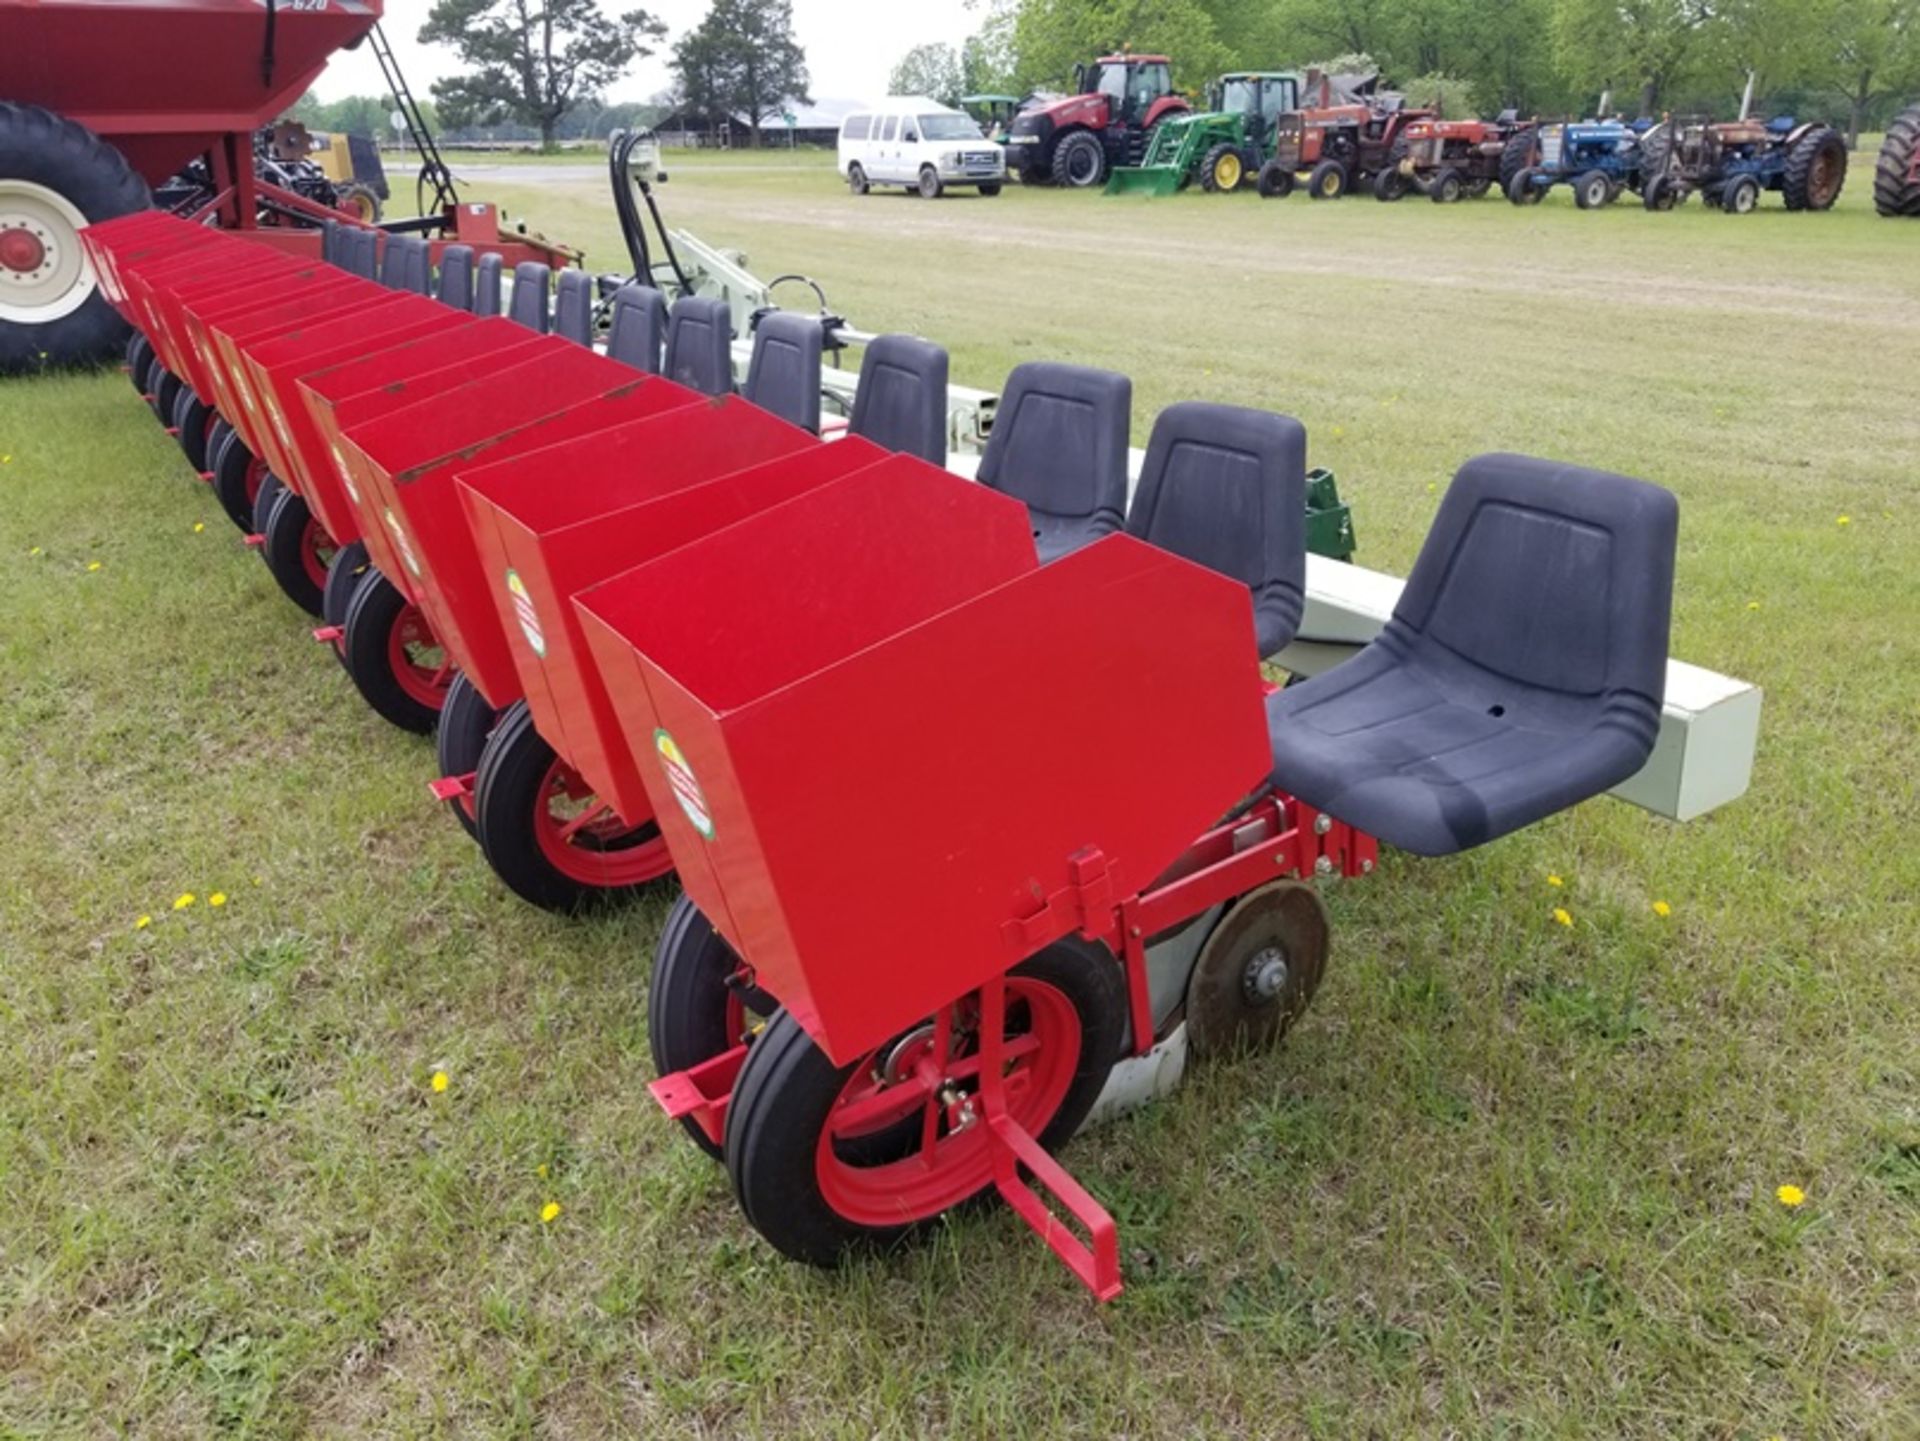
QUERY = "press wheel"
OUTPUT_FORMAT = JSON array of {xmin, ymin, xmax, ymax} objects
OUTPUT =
[{"xmin": 1184, "ymin": 880, "xmax": 1329, "ymax": 1057}]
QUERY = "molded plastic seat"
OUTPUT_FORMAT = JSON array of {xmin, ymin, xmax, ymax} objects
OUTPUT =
[
  {"xmin": 848, "ymin": 334, "xmax": 948, "ymax": 465},
  {"xmin": 1266, "ymin": 453, "xmax": 1677, "ymax": 857},
  {"xmin": 979, "ymin": 361, "xmax": 1129, "ymax": 562},
  {"xmin": 664, "ymin": 296, "xmax": 734, "ymax": 395},
  {"xmin": 606, "ymin": 283, "xmax": 667, "ymax": 373},
  {"xmin": 380, "ymin": 234, "xmax": 430, "ymax": 295},
  {"xmin": 742, "ymin": 311, "xmax": 824, "ymax": 431},
  {"xmin": 509, "ymin": 261, "xmax": 552, "ymax": 332},
  {"xmin": 337, "ymin": 225, "xmax": 378, "ymax": 280},
  {"xmin": 1124, "ymin": 401, "xmax": 1307, "ymax": 658},
  {"xmin": 320, "ymin": 220, "xmax": 343, "ymax": 266},
  {"xmin": 474, "ymin": 253, "xmax": 503, "ymax": 316},
  {"xmin": 553, "ymin": 268, "xmax": 594, "ymax": 346},
  {"xmin": 436, "ymin": 244, "xmax": 476, "ymax": 312}
]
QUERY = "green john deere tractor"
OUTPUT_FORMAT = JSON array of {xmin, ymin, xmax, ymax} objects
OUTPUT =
[{"xmin": 1107, "ymin": 71, "xmax": 1303, "ymax": 195}]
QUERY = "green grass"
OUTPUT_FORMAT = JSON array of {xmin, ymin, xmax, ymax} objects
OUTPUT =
[{"xmin": 2, "ymin": 156, "xmax": 1918, "ymax": 1437}]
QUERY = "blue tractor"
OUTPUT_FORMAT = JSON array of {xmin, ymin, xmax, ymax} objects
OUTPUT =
[
  {"xmin": 1505, "ymin": 120, "xmax": 1647, "ymax": 208},
  {"xmin": 1638, "ymin": 116, "xmax": 1848, "ymax": 213}
]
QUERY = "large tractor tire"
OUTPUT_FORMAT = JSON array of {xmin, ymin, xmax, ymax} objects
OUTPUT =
[
  {"xmin": 1876, "ymin": 104, "xmax": 1920, "ymax": 216},
  {"xmin": 1256, "ymin": 160, "xmax": 1296, "ymax": 198},
  {"xmin": 1199, "ymin": 143, "xmax": 1245, "ymax": 193},
  {"xmin": 1783, "ymin": 125, "xmax": 1848, "ymax": 211},
  {"xmin": 0, "ymin": 103, "xmax": 150, "ymax": 374},
  {"xmin": 1498, "ymin": 129, "xmax": 1537, "ymax": 192},
  {"xmin": 334, "ymin": 181, "xmax": 382, "ymax": 224},
  {"xmin": 1051, "ymin": 131, "xmax": 1108, "ymax": 188}
]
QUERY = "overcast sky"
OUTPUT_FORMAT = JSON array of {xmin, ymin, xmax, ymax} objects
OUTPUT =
[{"xmin": 314, "ymin": 0, "xmax": 984, "ymax": 106}]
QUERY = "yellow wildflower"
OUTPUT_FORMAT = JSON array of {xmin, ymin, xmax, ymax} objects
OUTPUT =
[
  {"xmin": 193, "ymin": 522, "xmax": 206, "ymax": 534},
  {"xmin": 172, "ymin": 892, "xmax": 195, "ymax": 910},
  {"xmin": 1331, "ymin": 425, "xmax": 1346, "ymax": 440},
  {"xmin": 1651, "ymin": 900, "xmax": 1672, "ymax": 917},
  {"xmin": 1551, "ymin": 907, "xmax": 1573, "ymax": 928},
  {"xmin": 1547, "ymin": 873, "xmax": 1564, "ymax": 887},
  {"xmin": 1836, "ymin": 515, "xmax": 1850, "ymax": 526},
  {"xmin": 536, "ymin": 1162, "xmax": 549, "ymax": 1179},
  {"xmin": 87, "ymin": 561, "xmax": 102, "ymax": 572},
  {"xmin": 208, "ymin": 892, "xmax": 227, "ymax": 908},
  {"xmin": 430, "ymin": 1070, "xmax": 449, "ymax": 1093},
  {"xmin": 540, "ymin": 1200, "xmax": 561, "ymax": 1224},
  {"xmin": 1776, "ymin": 1184, "xmax": 1806, "ymax": 1208},
  {"xmin": 134, "ymin": 915, "xmax": 152, "ymax": 930},
  {"xmin": 28, "ymin": 546, "xmax": 41, "ymax": 556}
]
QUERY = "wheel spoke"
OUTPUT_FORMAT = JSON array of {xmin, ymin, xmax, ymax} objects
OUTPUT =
[
  {"xmin": 555, "ymin": 798, "xmax": 612, "ymax": 843},
  {"xmin": 829, "ymin": 1074, "xmax": 934, "ymax": 1139}
]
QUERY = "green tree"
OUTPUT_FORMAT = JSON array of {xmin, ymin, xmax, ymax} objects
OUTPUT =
[
  {"xmin": 1816, "ymin": 0, "xmax": 1920, "ymax": 142},
  {"xmin": 889, "ymin": 42, "xmax": 966, "ymax": 104},
  {"xmin": 1007, "ymin": 0, "xmax": 1231, "ymax": 92},
  {"xmin": 674, "ymin": 0, "xmax": 811, "ymax": 148},
  {"xmin": 1551, "ymin": 0, "xmax": 1712, "ymax": 115},
  {"xmin": 418, "ymin": 0, "xmax": 666, "ymax": 150}
]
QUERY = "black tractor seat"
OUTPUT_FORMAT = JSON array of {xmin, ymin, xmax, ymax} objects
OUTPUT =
[
  {"xmin": 743, "ymin": 311, "xmax": 825, "ymax": 432},
  {"xmin": 1124, "ymin": 401, "xmax": 1308, "ymax": 659},
  {"xmin": 1266, "ymin": 453, "xmax": 1677, "ymax": 856},
  {"xmin": 979, "ymin": 361, "xmax": 1129, "ymax": 562}
]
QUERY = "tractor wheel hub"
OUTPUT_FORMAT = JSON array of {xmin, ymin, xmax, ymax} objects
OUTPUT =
[
  {"xmin": 1241, "ymin": 946, "xmax": 1290, "ymax": 1005},
  {"xmin": 0, "ymin": 225, "xmax": 47, "ymax": 275}
]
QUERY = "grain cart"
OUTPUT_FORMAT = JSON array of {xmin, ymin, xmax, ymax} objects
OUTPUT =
[
  {"xmin": 1876, "ymin": 102, "xmax": 1920, "ymax": 216},
  {"xmin": 1373, "ymin": 112, "xmax": 1534, "ymax": 202},
  {"xmin": 1003, "ymin": 54, "xmax": 1191, "ymax": 188},
  {"xmin": 1505, "ymin": 120, "xmax": 1648, "ymax": 207},
  {"xmin": 0, "ymin": 0, "xmax": 569, "ymax": 373},
  {"xmin": 1107, "ymin": 72, "xmax": 1303, "ymax": 195},
  {"xmin": 1639, "ymin": 115, "xmax": 1848, "ymax": 213},
  {"xmin": 1254, "ymin": 72, "xmax": 1434, "ymax": 200}
]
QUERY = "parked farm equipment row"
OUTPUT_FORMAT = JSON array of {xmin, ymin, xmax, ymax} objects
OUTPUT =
[{"xmin": 80, "ymin": 197, "xmax": 1759, "ymax": 1303}]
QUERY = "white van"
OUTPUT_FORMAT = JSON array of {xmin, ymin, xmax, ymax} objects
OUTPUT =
[{"xmin": 838, "ymin": 97, "xmax": 1005, "ymax": 199}]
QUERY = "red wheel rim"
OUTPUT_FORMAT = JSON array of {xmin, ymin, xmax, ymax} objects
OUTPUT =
[
  {"xmin": 530, "ymin": 755, "xmax": 670, "ymax": 887},
  {"xmin": 300, "ymin": 517, "xmax": 338, "ymax": 591},
  {"xmin": 386, "ymin": 602, "xmax": 453, "ymax": 709},
  {"xmin": 813, "ymin": 977, "xmax": 1080, "ymax": 1226}
]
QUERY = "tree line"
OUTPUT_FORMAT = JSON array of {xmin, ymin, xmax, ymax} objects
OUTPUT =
[{"xmin": 894, "ymin": 0, "xmax": 1920, "ymax": 142}]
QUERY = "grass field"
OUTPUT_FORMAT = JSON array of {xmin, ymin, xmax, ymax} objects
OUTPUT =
[{"xmin": 2, "ymin": 154, "xmax": 1917, "ymax": 1438}]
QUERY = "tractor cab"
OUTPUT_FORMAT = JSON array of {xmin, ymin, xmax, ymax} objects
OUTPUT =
[
  {"xmin": 961, "ymin": 94, "xmax": 1022, "ymax": 145},
  {"xmin": 1212, "ymin": 72, "xmax": 1301, "ymax": 150},
  {"xmin": 1076, "ymin": 55, "xmax": 1176, "ymax": 127},
  {"xmin": 1006, "ymin": 54, "xmax": 1191, "ymax": 186}
]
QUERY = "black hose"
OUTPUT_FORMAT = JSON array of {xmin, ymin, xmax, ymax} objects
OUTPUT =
[{"xmin": 609, "ymin": 131, "xmax": 691, "ymax": 294}]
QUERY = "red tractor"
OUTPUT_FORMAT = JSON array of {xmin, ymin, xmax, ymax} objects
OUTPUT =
[
  {"xmin": 1004, "ymin": 54, "xmax": 1192, "ymax": 188},
  {"xmin": 1373, "ymin": 111, "xmax": 1535, "ymax": 202},
  {"xmin": 1255, "ymin": 73, "xmax": 1434, "ymax": 200}
]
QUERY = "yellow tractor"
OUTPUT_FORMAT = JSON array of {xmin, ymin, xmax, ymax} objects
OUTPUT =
[{"xmin": 264, "ymin": 121, "xmax": 387, "ymax": 222}]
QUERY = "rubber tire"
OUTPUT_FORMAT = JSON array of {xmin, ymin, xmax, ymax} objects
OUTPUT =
[
  {"xmin": 125, "ymin": 331, "xmax": 153, "ymax": 396},
  {"xmin": 260, "ymin": 486, "xmax": 330, "ymax": 617},
  {"xmin": 1429, "ymin": 167, "xmax": 1463, "ymax": 204},
  {"xmin": 1782, "ymin": 125, "xmax": 1847, "ymax": 212},
  {"xmin": 133, "ymin": 343, "xmax": 162, "ymax": 404},
  {"xmin": 1644, "ymin": 175, "xmax": 1678, "ymax": 211},
  {"xmin": 171, "ymin": 385, "xmax": 216, "ymax": 473},
  {"xmin": 1572, "ymin": 169, "xmax": 1612, "ymax": 210},
  {"xmin": 151, "ymin": 368, "xmax": 183, "ymax": 427},
  {"xmin": 1498, "ymin": 129, "xmax": 1537, "ymax": 192},
  {"xmin": 435, "ymin": 671, "xmax": 499, "ymax": 840},
  {"xmin": 1507, "ymin": 168, "xmax": 1544, "ymax": 205},
  {"xmin": 847, "ymin": 163, "xmax": 869, "ymax": 195},
  {"xmin": 250, "ymin": 472, "xmax": 285, "ymax": 537},
  {"xmin": 723, "ymin": 938, "xmax": 1127, "ymax": 1267},
  {"xmin": 0, "ymin": 103, "xmax": 150, "ymax": 374},
  {"xmin": 1874, "ymin": 104, "xmax": 1920, "ymax": 217},
  {"xmin": 1199, "ymin": 143, "xmax": 1243, "ymax": 193},
  {"xmin": 649, "ymin": 894, "xmax": 766, "ymax": 1159},
  {"xmin": 211, "ymin": 429, "xmax": 265, "ymax": 531},
  {"xmin": 335, "ymin": 181, "xmax": 382, "ymax": 224},
  {"xmin": 321, "ymin": 540, "xmax": 371, "ymax": 636},
  {"xmin": 917, "ymin": 166, "xmax": 943, "ymax": 199},
  {"xmin": 1307, "ymin": 159, "xmax": 1348, "ymax": 199},
  {"xmin": 341, "ymin": 567, "xmax": 442, "ymax": 734},
  {"xmin": 1721, "ymin": 176, "xmax": 1760, "ymax": 214},
  {"xmin": 1256, "ymin": 160, "xmax": 1296, "ymax": 198},
  {"xmin": 1051, "ymin": 131, "xmax": 1107, "ymax": 189},
  {"xmin": 1372, "ymin": 166, "xmax": 1410, "ymax": 201},
  {"xmin": 473, "ymin": 700, "xmax": 660, "ymax": 914},
  {"xmin": 978, "ymin": 181, "xmax": 1002, "ymax": 196}
]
